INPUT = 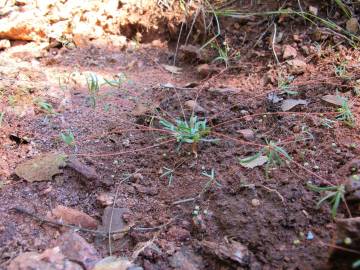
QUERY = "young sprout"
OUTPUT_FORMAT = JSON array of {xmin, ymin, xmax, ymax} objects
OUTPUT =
[
  {"xmin": 86, "ymin": 73, "xmax": 100, "ymax": 108},
  {"xmin": 211, "ymin": 41, "xmax": 230, "ymax": 68},
  {"xmin": 336, "ymin": 99, "xmax": 355, "ymax": 127},
  {"xmin": 200, "ymin": 168, "xmax": 222, "ymax": 195},
  {"xmin": 60, "ymin": 130, "xmax": 75, "ymax": 147},
  {"xmin": 35, "ymin": 99, "xmax": 56, "ymax": 114},
  {"xmin": 160, "ymin": 167, "xmax": 174, "ymax": 186},
  {"xmin": 160, "ymin": 115, "xmax": 216, "ymax": 156},
  {"xmin": 240, "ymin": 140, "xmax": 291, "ymax": 177},
  {"xmin": 307, "ymin": 183, "xmax": 346, "ymax": 218},
  {"xmin": 0, "ymin": 112, "xmax": 4, "ymax": 127}
]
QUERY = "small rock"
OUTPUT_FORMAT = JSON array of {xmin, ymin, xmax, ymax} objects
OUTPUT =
[
  {"xmin": 169, "ymin": 247, "xmax": 203, "ymax": 270},
  {"xmin": 283, "ymin": 45, "xmax": 297, "ymax": 60},
  {"xmin": 98, "ymin": 207, "xmax": 129, "ymax": 234},
  {"xmin": 184, "ymin": 100, "xmax": 206, "ymax": 113},
  {"xmin": 346, "ymin": 18, "xmax": 359, "ymax": 34},
  {"xmin": 0, "ymin": 39, "xmax": 10, "ymax": 49},
  {"xmin": 93, "ymin": 257, "xmax": 134, "ymax": 270},
  {"xmin": 96, "ymin": 193, "xmax": 114, "ymax": 206},
  {"xmin": 48, "ymin": 205, "xmax": 98, "ymax": 229},
  {"xmin": 238, "ymin": 129, "xmax": 255, "ymax": 141},
  {"xmin": 200, "ymin": 240, "xmax": 250, "ymax": 266},
  {"xmin": 133, "ymin": 184, "xmax": 158, "ymax": 196},
  {"xmin": 287, "ymin": 59, "xmax": 307, "ymax": 75},
  {"xmin": 57, "ymin": 232, "xmax": 101, "ymax": 270},
  {"xmin": 15, "ymin": 153, "xmax": 66, "ymax": 182},
  {"xmin": 132, "ymin": 172, "xmax": 144, "ymax": 182},
  {"xmin": 251, "ymin": 198, "xmax": 261, "ymax": 207},
  {"xmin": 345, "ymin": 175, "xmax": 360, "ymax": 201},
  {"xmin": 8, "ymin": 247, "xmax": 82, "ymax": 270},
  {"xmin": 65, "ymin": 157, "xmax": 99, "ymax": 183},
  {"xmin": 308, "ymin": 6, "xmax": 318, "ymax": 16},
  {"xmin": 208, "ymin": 87, "xmax": 238, "ymax": 95},
  {"xmin": 167, "ymin": 226, "xmax": 191, "ymax": 242},
  {"xmin": 196, "ymin": 64, "xmax": 219, "ymax": 77}
]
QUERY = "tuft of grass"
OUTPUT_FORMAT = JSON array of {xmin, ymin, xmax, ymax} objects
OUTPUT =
[
  {"xmin": 160, "ymin": 115, "xmax": 216, "ymax": 156},
  {"xmin": 86, "ymin": 73, "xmax": 100, "ymax": 108},
  {"xmin": 200, "ymin": 168, "xmax": 222, "ymax": 195},
  {"xmin": 307, "ymin": 183, "xmax": 345, "ymax": 218},
  {"xmin": 240, "ymin": 140, "xmax": 291, "ymax": 176},
  {"xmin": 35, "ymin": 99, "xmax": 56, "ymax": 114},
  {"xmin": 336, "ymin": 99, "xmax": 355, "ymax": 126},
  {"xmin": 211, "ymin": 41, "xmax": 230, "ymax": 68},
  {"xmin": 278, "ymin": 75, "xmax": 298, "ymax": 95},
  {"xmin": 60, "ymin": 130, "xmax": 75, "ymax": 146}
]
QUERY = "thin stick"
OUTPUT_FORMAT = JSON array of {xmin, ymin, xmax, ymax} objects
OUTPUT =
[
  {"xmin": 272, "ymin": 23, "xmax": 280, "ymax": 65},
  {"xmin": 108, "ymin": 169, "xmax": 141, "ymax": 256}
]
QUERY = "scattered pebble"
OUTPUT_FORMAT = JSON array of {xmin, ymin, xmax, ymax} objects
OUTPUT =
[
  {"xmin": 251, "ymin": 198, "xmax": 261, "ymax": 207},
  {"xmin": 307, "ymin": 231, "xmax": 314, "ymax": 240},
  {"xmin": 293, "ymin": 239, "xmax": 301, "ymax": 245}
]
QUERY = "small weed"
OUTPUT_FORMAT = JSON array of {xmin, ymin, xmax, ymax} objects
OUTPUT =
[
  {"xmin": 35, "ymin": 99, "xmax": 56, "ymax": 114},
  {"xmin": 278, "ymin": 75, "xmax": 298, "ymax": 95},
  {"xmin": 86, "ymin": 73, "xmax": 100, "ymax": 108},
  {"xmin": 334, "ymin": 61, "xmax": 349, "ymax": 79},
  {"xmin": 240, "ymin": 140, "xmax": 291, "ymax": 176},
  {"xmin": 211, "ymin": 41, "xmax": 230, "ymax": 68},
  {"xmin": 104, "ymin": 73, "xmax": 127, "ymax": 88},
  {"xmin": 200, "ymin": 168, "xmax": 222, "ymax": 195},
  {"xmin": 336, "ymin": 99, "xmax": 355, "ymax": 126},
  {"xmin": 307, "ymin": 183, "xmax": 345, "ymax": 218},
  {"xmin": 8, "ymin": 95, "xmax": 16, "ymax": 107},
  {"xmin": 321, "ymin": 117, "xmax": 336, "ymax": 129},
  {"xmin": 160, "ymin": 115, "xmax": 216, "ymax": 156},
  {"xmin": 160, "ymin": 167, "xmax": 174, "ymax": 186},
  {"xmin": 60, "ymin": 130, "xmax": 75, "ymax": 146}
]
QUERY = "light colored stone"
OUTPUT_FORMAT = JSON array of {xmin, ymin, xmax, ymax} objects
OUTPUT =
[
  {"xmin": 287, "ymin": 59, "xmax": 307, "ymax": 75},
  {"xmin": 0, "ymin": 39, "xmax": 10, "ymax": 49},
  {"xmin": 283, "ymin": 45, "xmax": 297, "ymax": 60},
  {"xmin": 184, "ymin": 100, "xmax": 206, "ymax": 113},
  {"xmin": 346, "ymin": 18, "xmax": 359, "ymax": 34}
]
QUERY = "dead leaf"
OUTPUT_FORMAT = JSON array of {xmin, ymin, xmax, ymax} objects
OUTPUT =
[
  {"xmin": 240, "ymin": 155, "xmax": 268, "ymax": 169},
  {"xmin": 162, "ymin": 64, "xmax": 182, "ymax": 74},
  {"xmin": 322, "ymin": 94, "xmax": 346, "ymax": 106},
  {"xmin": 281, "ymin": 99, "xmax": 308, "ymax": 111},
  {"xmin": 15, "ymin": 153, "xmax": 66, "ymax": 182}
]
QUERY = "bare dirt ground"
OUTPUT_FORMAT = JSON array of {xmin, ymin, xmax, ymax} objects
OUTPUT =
[{"xmin": 1, "ymin": 1, "xmax": 360, "ymax": 270}]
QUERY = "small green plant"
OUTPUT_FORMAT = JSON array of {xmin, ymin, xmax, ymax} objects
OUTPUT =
[
  {"xmin": 160, "ymin": 167, "xmax": 174, "ymax": 186},
  {"xmin": 278, "ymin": 75, "xmax": 298, "ymax": 95},
  {"xmin": 240, "ymin": 140, "xmax": 291, "ymax": 176},
  {"xmin": 211, "ymin": 41, "xmax": 230, "ymax": 68},
  {"xmin": 104, "ymin": 73, "xmax": 127, "ymax": 88},
  {"xmin": 200, "ymin": 168, "xmax": 222, "ymax": 195},
  {"xmin": 8, "ymin": 95, "xmax": 16, "ymax": 107},
  {"xmin": 336, "ymin": 99, "xmax": 355, "ymax": 126},
  {"xmin": 60, "ymin": 130, "xmax": 75, "ymax": 146},
  {"xmin": 321, "ymin": 117, "xmax": 336, "ymax": 129},
  {"xmin": 307, "ymin": 183, "xmax": 345, "ymax": 218},
  {"xmin": 86, "ymin": 73, "xmax": 100, "ymax": 108},
  {"xmin": 334, "ymin": 61, "xmax": 349, "ymax": 80},
  {"xmin": 160, "ymin": 115, "xmax": 215, "ymax": 156},
  {"xmin": 35, "ymin": 99, "xmax": 55, "ymax": 114}
]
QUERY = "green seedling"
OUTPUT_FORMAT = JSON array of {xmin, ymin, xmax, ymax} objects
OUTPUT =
[
  {"xmin": 240, "ymin": 140, "xmax": 291, "ymax": 176},
  {"xmin": 160, "ymin": 167, "xmax": 174, "ymax": 186},
  {"xmin": 8, "ymin": 95, "xmax": 16, "ymax": 107},
  {"xmin": 86, "ymin": 73, "xmax": 100, "ymax": 108},
  {"xmin": 336, "ymin": 99, "xmax": 355, "ymax": 126},
  {"xmin": 160, "ymin": 115, "xmax": 216, "ymax": 156},
  {"xmin": 334, "ymin": 61, "xmax": 349, "ymax": 79},
  {"xmin": 104, "ymin": 73, "xmax": 127, "ymax": 88},
  {"xmin": 200, "ymin": 168, "xmax": 222, "ymax": 195},
  {"xmin": 211, "ymin": 41, "xmax": 230, "ymax": 68},
  {"xmin": 278, "ymin": 75, "xmax": 298, "ymax": 95},
  {"xmin": 60, "ymin": 130, "xmax": 75, "ymax": 146},
  {"xmin": 307, "ymin": 183, "xmax": 345, "ymax": 218},
  {"xmin": 35, "ymin": 99, "xmax": 55, "ymax": 114}
]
